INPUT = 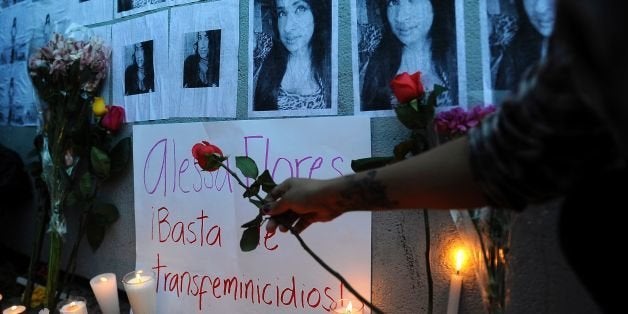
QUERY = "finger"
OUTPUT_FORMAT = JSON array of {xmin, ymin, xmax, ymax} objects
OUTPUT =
[
  {"xmin": 270, "ymin": 180, "xmax": 291, "ymax": 199},
  {"xmin": 265, "ymin": 218, "xmax": 279, "ymax": 234}
]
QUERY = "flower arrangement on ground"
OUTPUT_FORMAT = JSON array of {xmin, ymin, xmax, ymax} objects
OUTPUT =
[{"xmin": 26, "ymin": 27, "xmax": 130, "ymax": 310}]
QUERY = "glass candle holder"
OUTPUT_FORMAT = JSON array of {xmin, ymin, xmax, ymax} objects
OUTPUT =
[
  {"xmin": 2, "ymin": 305, "xmax": 26, "ymax": 314},
  {"xmin": 57, "ymin": 296, "xmax": 88, "ymax": 314},
  {"xmin": 89, "ymin": 273, "xmax": 120, "ymax": 314},
  {"xmin": 330, "ymin": 298, "xmax": 364, "ymax": 313},
  {"xmin": 122, "ymin": 270, "xmax": 157, "ymax": 314}
]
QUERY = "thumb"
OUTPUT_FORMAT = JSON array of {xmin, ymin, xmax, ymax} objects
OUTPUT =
[{"xmin": 263, "ymin": 180, "xmax": 292, "ymax": 215}]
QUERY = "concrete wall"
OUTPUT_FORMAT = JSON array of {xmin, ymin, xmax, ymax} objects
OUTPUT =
[{"xmin": 0, "ymin": 0, "xmax": 601, "ymax": 313}]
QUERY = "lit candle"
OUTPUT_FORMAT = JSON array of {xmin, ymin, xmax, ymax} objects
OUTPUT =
[
  {"xmin": 89, "ymin": 273, "xmax": 120, "ymax": 314},
  {"xmin": 59, "ymin": 300, "xmax": 88, "ymax": 314},
  {"xmin": 331, "ymin": 298, "xmax": 364, "ymax": 314},
  {"xmin": 122, "ymin": 270, "xmax": 157, "ymax": 314},
  {"xmin": 2, "ymin": 305, "xmax": 26, "ymax": 314},
  {"xmin": 447, "ymin": 249, "xmax": 466, "ymax": 314}
]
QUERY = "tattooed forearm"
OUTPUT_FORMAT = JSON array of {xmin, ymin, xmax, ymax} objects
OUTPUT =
[{"xmin": 337, "ymin": 170, "xmax": 398, "ymax": 210}]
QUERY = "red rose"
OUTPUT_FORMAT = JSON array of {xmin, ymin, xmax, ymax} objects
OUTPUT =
[
  {"xmin": 390, "ymin": 72, "xmax": 425, "ymax": 104},
  {"xmin": 192, "ymin": 141, "xmax": 224, "ymax": 172},
  {"xmin": 101, "ymin": 105, "xmax": 125, "ymax": 133}
]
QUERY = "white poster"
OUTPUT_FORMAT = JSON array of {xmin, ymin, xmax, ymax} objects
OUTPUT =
[
  {"xmin": 168, "ymin": 1, "xmax": 238, "ymax": 118},
  {"xmin": 351, "ymin": 0, "xmax": 467, "ymax": 116},
  {"xmin": 69, "ymin": 0, "xmax": 114, "ymax": 26},
  {"xmin": 112, "ymin": 11, "xmax": 169, "ymax": 122},
  {"xmin": 480, "ymin": 0, "xmax": 556, "ymax": 104},
  {"xmin": 133, "ymin": 116, "xmax": 372, "ymax": 313},
  {"xmin": 248, "ymin": 0, "xmax": 338, "ymax": 118}
]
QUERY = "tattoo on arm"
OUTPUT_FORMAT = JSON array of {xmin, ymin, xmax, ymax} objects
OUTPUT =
[{"xmin": 337, "ymin": 170, "xmax": 398, "ymax": 210}]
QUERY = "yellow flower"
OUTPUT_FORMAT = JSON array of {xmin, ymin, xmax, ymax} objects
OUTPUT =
[
  {"xmin": 92, "ymin": 97, "xmax": 108, "ymax": 117},
  {"xmin": 29, "ymin": 284, "xmax": 47, "ymax": 308}
]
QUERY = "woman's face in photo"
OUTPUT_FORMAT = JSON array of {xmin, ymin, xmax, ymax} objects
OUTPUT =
[
  {"xmin": 134, "ymin": 43, "xmax": 145, "ymax": 67},
  {"xmin": 523, "ymin": 0, "xmax": 555, "ymax": 37},
  {"xmin": 276, "ymin": 0, "xmax": 315, "ymax": 54},
  {"xmin": 197, "ymin": 32, "xmax": 209, "ymax": 58},
  {"xmin": 387, "ymin": 0, "xmax": 433, "ymax": 47}
]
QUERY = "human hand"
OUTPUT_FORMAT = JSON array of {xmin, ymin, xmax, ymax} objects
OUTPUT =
[{"xmin": 264, "ymin": 177, "xmax": 344, "ymax": 234}]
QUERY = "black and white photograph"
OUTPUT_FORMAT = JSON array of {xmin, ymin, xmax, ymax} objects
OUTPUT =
[
  {"xmin": 481, "ymin": 0, "xmax": 555, "ymax": 102},
  {"xmin": 182, "ymin": 29, "xmax": 221, "ymax": 88},
  {"xmin": 124, "ymin": 40, "xmax": 155, "ymax": 96},
  {"xmin": 1, "ymin": 0, "xmax": 25, "ymax": 9},
  {"xmin": 0, "ymin": 65, "xmax": 38, "ymax": 127},
  {"xmin": 249, "ymin": 0, "xmax": 338, "ymax": 117},
  {"xmin": 116, "ymin": 0, "xmax": 167, "ymax": 14},
  {"xmin": 168, "ymin": 1, "xmax": 238, "ymax": 118},
  {"xmin": 0, "ymin": 16, "xmax": 28, "ymax": 65},
  {"xmin": 0, "ymin": 73, "xmax": 13, "ymax": 126},
  {"xmin": 112, "ymin": 11, "xmax": 169, "ymax": 121},
  {"xmin": 353, "ymin": 0, "xmax": 464, "ymax": 114}
]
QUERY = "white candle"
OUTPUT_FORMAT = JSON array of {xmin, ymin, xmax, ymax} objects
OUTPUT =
[
  {"xmin": 59, "ymin": 300, "xmax": 88, "ymax": 314},
  {"xmin": 446, "ymin": 249, "xmax": 466, "ymax": 314},
  {"xmin": 2, "ymin": 305, "xmax": 26, "ymax": 314},
  {"xmin": 122, "ymin": 270, "xmax": 157, "ymax": 314},
  {"xmin": 332, "ymin": 298, "xmax": 364, "ymax": 314},
  {"xmin": 90, "ymin": 273, "xmax": 120, "ymax": 314}
]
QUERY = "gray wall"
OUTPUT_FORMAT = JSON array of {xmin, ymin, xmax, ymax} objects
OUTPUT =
[{"xmin": 0, "ymin": 0, "xmax": 601, "ymax": 313}]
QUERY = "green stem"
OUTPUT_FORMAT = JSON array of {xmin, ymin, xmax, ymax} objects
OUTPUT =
[
  {"xmin": 21, "ymin": 189, "xmax": 49, "ymax": 307},
  {"xmin": 219, "ymin": 163, "xmax": 263, "ymax": 202},
  {"xmin": 288, "ymin": 225, "xmax": 384, "ymax": 314},
  {"xmin": 45, "ymin": 230, "xmax": 63, "ymax": 310},
  {"xmin": 60, "ymin": 203, "xmax": 90, "ymax": 297},
  {"xmin": 423, "ymin": 209, "xmax": 433, "ymax": 314}
]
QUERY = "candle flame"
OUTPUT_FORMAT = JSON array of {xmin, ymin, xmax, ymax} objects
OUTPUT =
[
  {"xmin": 135, "ymin": 273, "xmax": 142, "ymax": 283},
  {"xmin": 100, "ymin": 276, "xmax": 108, "ymax": 282},
  {"xmin": 345, "ymin": 301, "xmax": 353, "ymax": 313},
  {"xmin": 70, "ymin": 302, "xmax": 76, "ymax": 306},
  {"xmin": 10, "ymin": 306, "xmax": 17, "ymax": 310},
  {"xmin": 455, "ymin": 249, "xmax": 466, "ymax": 273}
]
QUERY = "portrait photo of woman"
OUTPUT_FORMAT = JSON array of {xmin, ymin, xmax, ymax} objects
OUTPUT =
[
  {"xmin": 252, "ymin": 0, "xmax": 332, "ymax": 112},
  {"xmin": 183, "ymin": 30, "xmax": 221, "ymax": 88},
  {"xmin": 124, "ymin": 40, "xmax": 155, "ymax": 96},
  {"xmin": 487, "ymin": 0, "xmax": 555, "ymax": 92},
  {"xmin": 357, "ymin": 0, "xmax": 460, "ymax": 112},
  {"xmin": 117, "ymin": 0, "xmax": 166, "ymax": 13}
]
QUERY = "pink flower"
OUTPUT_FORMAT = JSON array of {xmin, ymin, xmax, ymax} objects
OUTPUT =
[{"xmin": 435, "ymin": 105, "xmax": 497, "ymax": 139}]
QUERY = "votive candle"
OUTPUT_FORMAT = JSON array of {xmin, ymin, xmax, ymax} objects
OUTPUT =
[
  {"xmin": 331, "ymin": 298, "xmax": 364, "ymax": 314},
  {"xmin": 3, "ymin": 305, "xmax": 26, "ymax": 314},
  {"xmin": 122, "ymin": 270, "xmax": 156, "ymax": 314},
  {"xmin": 89, "ymin": 273, "xmax": 120, "ymax": 314},
  {"xmin": 446, "ymin": 249, "xmax": 466, "ymax": 314}
]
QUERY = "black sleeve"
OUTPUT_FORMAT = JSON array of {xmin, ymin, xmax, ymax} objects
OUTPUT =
[{"xmin": 468, "ymin": 0, "xmax": 627, "ymax": 210}]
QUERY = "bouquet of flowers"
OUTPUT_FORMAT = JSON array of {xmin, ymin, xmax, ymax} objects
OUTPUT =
[
  {"xmin": 27, "ymin": 27, "xmax": 130, "ymax": 310},
  {"xmin": 434, "ymin": 105, "xmax": 511, "ymax": 314}
]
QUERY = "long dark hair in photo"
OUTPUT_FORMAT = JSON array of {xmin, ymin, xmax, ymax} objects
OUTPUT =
[
  {"xmin": 254, "ymin": 0, "xmax": 331, "ymax": 111},
  {"xmin": 361, "ymin": 0, "xmax": 457, "ymax": 111},
  {"xmin": 125, "ymin": 40, "xmax": 155, "ymax": 96}
]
